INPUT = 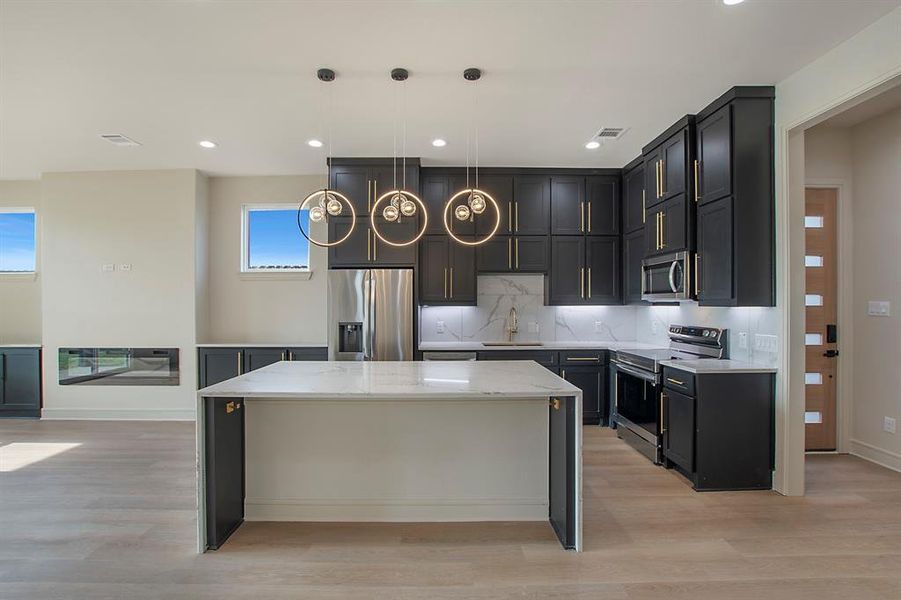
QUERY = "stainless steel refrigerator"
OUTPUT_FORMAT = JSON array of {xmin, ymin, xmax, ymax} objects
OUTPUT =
[{"xmin": 328, "ymin": 269, "xmax": 414, "ymax": 361}]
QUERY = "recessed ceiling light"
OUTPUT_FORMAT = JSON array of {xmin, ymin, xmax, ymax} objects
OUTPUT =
[
  {"xmin": 431, "ymin": 138, "xmax": 447, "ymax": 148},
  {"xmin": 199, "ymin": 140, "xmax": 217, "ymax": 149},
  {"xmin": 307, "ymin": 139, "xmax": 324, "ymax": 148},
  {"xmin": 723, "ymin": 0, "xmax": 745, "ymax": 5},
  {"xmin": 585, "ymin": 141, "xmax": 601, "ymax": 150}
]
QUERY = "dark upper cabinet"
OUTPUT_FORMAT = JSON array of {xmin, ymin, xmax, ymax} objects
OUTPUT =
[
  {"xmin": 328, "ymin": 159, "xmax": 420, "ymax": 217},
  {"xmin": 476, "ymin": 235, "xmax": 547, "ymax": 273},
  {"xmin": 547, "ymin": 237, "xmax": 584, "ymax": 304},
  {"xmin": 645, "ymin": 195, "xmax": 688, "ymax": 257},
  {"xmin": 585, "ymin": 236, "xmax": 620, "ymax": 304},
  {"xmin": 623, "ymin": 158, "xmax": 646, "ymax": 234},
  {"xmin": 419, "ymin": 235, "xmax": 476, "ymax": 305},
  {"xmin": 662, "ymin": 387, "xmax": 695, "ymax": 474},
  {"xmin": 586, "ymin": 175, "xmax": 619, "ymax": 236},
  {"xmin": 198, "ymin": 348, "xmax": 242, "ymax": 389},
  {"xmin": 421, "ymin": 173, "xmax": 476, "ymax": 236},
  {"xmin": 560, "ymin": 366, "xmax": 604, "ymax": 425},
  {"xmin": 696, "ymin": 105, "xmax": 732, "ymax": 205},
  {"xmin": 661, "ymin": 131, "xmax": 687, "ymax": 200},
  {"xmin": 694, "ymin": 87, "xmax": 775, "ymax": 307},
  {"xmin": 372, "ymin": 218, "xmax": 418, "ymax": 266},
  {"xmin": 328, "ymin": 216, "xmax": 416, "ymax": 267},
  {"xmin": 0, "ymin": 348, "xmax": 42, "ymax": 418},
  {"xmin": 512, "ymin": 175, "xmax": 550, "ymax": 234},
  {"xmin": 550, "ymin": 176, "xmax": 585, "ymax": 235},
  {"xmin": 623, "ymin": 229, "xmax": 646, "ymax": 305},
  {"xmin": 643, "ymin": 117, "xmax": 695, "ymax": 209},
  {"xmin": 696, "ymin": 198, "xmax": 733, "ymax": 305},
  {"xmin": 474, "ymin": 174, "xmax": 515, "ymax": 236}
]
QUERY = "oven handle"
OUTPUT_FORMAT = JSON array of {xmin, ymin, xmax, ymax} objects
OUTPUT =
[
  {"xmin": 668, "ymin": 260, "xmax": 678, "ymax": 293},
  {"xmin": 611, "ymin": 360, "xmax": 660, "ymax": 383}
]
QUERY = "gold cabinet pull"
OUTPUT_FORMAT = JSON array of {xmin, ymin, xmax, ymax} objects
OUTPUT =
[
  {"xmin": 588, "ymin": 267, "xmax": 592, "ymax": 299},
  {"xmin": 237, "ymin": 351, "xmax": 243, "ymax": 375},
  {"xmin": 695, "ymin": 253, "xmax": 700, "ymax": 296},
  {"xmin": 372, "ymin": 180, "xmax": 377, "ymax": 212},
  {"xmin": 656, "ymin": 213, "xmax": 662, "ymax": 249},
  {"xmin": 443, "ymin": 267, "xmax": 448, "ymax": 299},
  {"xmin": 694, "ymin": 159, "xmax": 700, "ymax": 203},
  {"xmin": 367, "ymin": 180, "xmax": 372, "ymax": 213},
  {"xmin": 568, "ymin": 357, "xmax": 599, "ymax": 362},
  {"xmin": 666, "ymin": 377, "xmax": 684, "ymax": 386},
  {"xmin": 515, "ymin": 238, "xmax": 519, "ymax": 270},
  {"xmin": 226, "ymin": 401, "xmax": 235, "ymax": 414},
  {"xmin": 660, "ymin": 159, "xmax": 665, "ymax": 196},
  {"xmin": 515, "ymin": 202, "xmax": 519, "ymax": 232},
  {"xmin": 580, "ymin": 267, "xmax": 585, "ymax": 298},
  {"xmin": 367, "ymin": 229, "xmax": 371, "ymax": 261},
  {"xmin": 641, "ymin": 189, "xmax": 646, "ymax": 223},
  {"xmin": 580, "ymin": 202, "xmax": 584, "ymax": 233},
  {"xmin": 660, "ymin": 212, "xmax": 665, "ymax": 248},
  {"xmin": 550, "ymin": 398, "xmax": 561, "ymax": 410},
  {"xmin": 288, "ymin": 351, "xmax": 294, "ymax": 361},
  {"xmin": 561, "ymin": 369, "xmax": 566, "ymax": 380},
  {"xmin": 508, "ymin": 201, "xmax": 513, "ymax": 232},
  {"xmin": 450, "ymin": 267, "xmax": 454, "ymax": 298},
  {"xmin": 281, "ymin": 351, "xmax": 286, "ymax": 361},
  {"xmin": 587, "ymin": 202, "xmax": 592, "ymax": 233},
  {"xmin": 508, "ymin": 238, "xmax": 512, "ymax": 269},
  {"xmin": 373, "ymin": 233, "xmax": 377, "ymax": 261},
  {"xmin": 656, "ymin": 161, "xmax": 661, "ymax": 198},
  {"xmin": 660, "ymin": 392, "xmax": 666, "ymax": 433}
]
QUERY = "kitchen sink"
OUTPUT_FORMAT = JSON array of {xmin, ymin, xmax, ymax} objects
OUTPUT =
[{"xmin": 481, "ymin": 342, "xmax": 544, "ymax": 347}]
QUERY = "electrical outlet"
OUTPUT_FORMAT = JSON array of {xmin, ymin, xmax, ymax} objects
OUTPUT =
[
  {"xmin": 868, "ymin": 301, "xmax": 891, "ymax": 316},
  {"xmin": 101, "ymin": 263, "xmax": 115, "ymax": 272},
  {"xmin": 594, "ymin": 321, "xmax": 603, "ymax": 333},
  {"xmin": 651, "ymin": 320, "xmax": 659, "ymax": 335},
  {"xmin": 754, "ymin": 334, "xmax": 778, "ymax": 353},
  {"xmin": 527, "ymin": 322, "xmax": 539, "ymax": 334},
  {"xmin": 738, "ymin": 332, "xmax": 748, "ymax": 350},
  {"xmin": 120, "ymin": 263, "xmax": 132, "ymax": 272},
  {"xmin": 436, "ymin": 320, "xmax": 445, "ymax": 334},
  {"xmin": 884, "ymin": 417, "xmax": 897, "ymax": 434}
]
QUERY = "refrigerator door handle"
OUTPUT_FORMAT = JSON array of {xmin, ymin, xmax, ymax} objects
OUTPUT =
[
  {"xmin": 363, "ymin": 270, "xmax": 372, "ymax": 360},
  {"xmin": 369, "ymin": 270, "xmax": 377, "ymax": 361}
]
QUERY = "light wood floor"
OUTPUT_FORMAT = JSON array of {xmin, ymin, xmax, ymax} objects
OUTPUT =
[{"xmin": 1, "ymin": 421, "xmax": 900, "ymax": 599}]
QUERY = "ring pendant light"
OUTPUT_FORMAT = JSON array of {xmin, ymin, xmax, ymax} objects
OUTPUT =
[
  {"xmin": 297, "ymin": 68, "xmax": 357, "ymax": 248},
  {"xmin": 443, "ymin": 67, "xmax": 501, "ymax": 246},
  {"xmin": 369, "ymin": 68, "xmax": 428, "ymax": 248}
]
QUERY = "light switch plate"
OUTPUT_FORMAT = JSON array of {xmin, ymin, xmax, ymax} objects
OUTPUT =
[
  {"xmin": 594, "ymin": 321, "xmax": 603, "ymax": 333},
  {"xmin": 868, "ymin": 301, "xmax": 891, "ymax": 316},
  {"xmin": 436, "ymin": 320, "xmax": 445, "ymax": 334},
  {"xmin": 101, "ymin": 263, "xmax": 115, "ymax": 272},
  {"xmin": 884, "ymin": 416, "xmax": 897, "ymax": 434},
  {"xmin": 738, "ymin": 332, "xmax": 748, "ymax": 350},
  {"xmin": 120, "ymin": 263, "xmax": 132, "ymax": 271},
  {"xmin": 527, "ymin": 322, "xmax": 539, "ymax": 334}
]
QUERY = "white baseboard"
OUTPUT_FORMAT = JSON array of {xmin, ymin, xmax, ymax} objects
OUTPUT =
[
  {"xmin": 244, "ymin": 497, "xmax": 548, "ymax": 522},
  {"xmin": 41, "ymin": 408, "xmax": 195, "ymax": 421},
  {"xmin": 849, "ymin": 439, "xmax": 901, "ymax": 473}
]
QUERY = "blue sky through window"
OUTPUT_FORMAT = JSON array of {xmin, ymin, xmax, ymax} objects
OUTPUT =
[
  {"xmin": 0, "ymin": 212, "xmax": 36, "ymax": 272},
  {"xmin": 247, "ymin": 209, "xmax": 310, "ymax": 270}
]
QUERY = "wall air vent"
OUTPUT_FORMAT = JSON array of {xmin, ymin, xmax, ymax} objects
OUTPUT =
[
  {"xmin": 100, "ymin": 134, "xmax": 141, "ymax": 147},
  {"xmin": 594, "ymin": 127, "xmax": 627, "ymax": 140}
]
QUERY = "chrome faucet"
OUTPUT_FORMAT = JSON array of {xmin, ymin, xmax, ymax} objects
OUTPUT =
[{"xmin": 507, "ymin": 306, "xmax": 518, "ymax": 342}]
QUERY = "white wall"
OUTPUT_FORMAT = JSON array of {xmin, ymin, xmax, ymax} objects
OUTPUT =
[
  {"xmin": 847, "ymin": 106, "xmax": 901, "ymax": 469},
  {"xmin": 773, "ymin": 5, "xmax": 901, "ymax": 496},
  {"xmin": 206, "ymin": 175, "xmax": 328, "ymax": 344},
  {"xmin": 0, "ymin": 180, "xmax": 42, "ymax": 344},
  {"xmin": 40, "ymin": 170, "xmax": 203, "ymax": 419}
]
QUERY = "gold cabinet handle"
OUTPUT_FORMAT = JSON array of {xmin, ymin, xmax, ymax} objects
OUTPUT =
[
  {"xmin": 580, "ymin": 267, "xmax": 585, "ymax": 298},
  {"xmin": 237, "ymin": 351, "xmax": 243, "ymax": 375},
  {"xmin": 660, "ymin": 212, "xmax": 665, "ymax": 248},
  {"xmin": 588, "ymin": 267, "xmax": 592, "ymax": 299},
  {"xmin": 580, "ymin": 201, "xmax": 584, "ymax": 233},
  {"xmin": 642, "ymin": 189, "xmax": 646, "ymax": 223},
  {"xmin": 281, "ymin": 351, "xmax": 286, "ymax": 361},
  {"xmin": 443, "ymin": 267, "xmax": 448, "ymax": 299},
  {"xmin": 288, "ymin": 351, "xmax": 294, "ymax": 361},
  {"xmin": 367, "ymin": 229, "xmax": 371, "ymax": 261},
  {"xmin": 660, "ymin": 392, "xmax": 666, "ymax": 433},
  {"xmin": 515, "ymin": 238, "xmax": 519, "ymax": 270},
  {"xmin": 694, "ymin": 159, "xmax": 700, "ymax": 203},
  {"xmin": 226, "ymin": 401, "xmax": 236, "ymax": 414},
  {"xmin": 508, "ymin": 201, "xmax": 513, "ymax": 232},
  {"xmin": 515, "ymin": 202, "xmax": 519, "ymax": 232},
  {"xmin": 561, "ymin": 369, "xmax": 566, "ymax": 380},
  {"xmin": 695, "ymin": 253, "xmax": 700, "ymax": 296},
  {"xmin": 656, "ymin": 213, "xmax": 662, "ymax": 249},
  {"xmin": 656, "ymin": 161, "xmax": 661, "ymax": 198},
  {"xmin": 450, "ymin": 267, "xmax": 454, "ymax": 298},
  {"xmin": 373, "ymin": 232, "xmax": 377, "ymax": 261},
  {"xmin": 372, "ymin": 180, "xmax": 377, "ymax": 212},
  {"xmin": 550, "ymin": 398, "xmax": 561, "ymax": 410},
  {"xmin": 567, "ymin": 357, "xmax": 599, "ymax": 362},
  {"xmin": 367, "ymin": 180, "xmax": 372, "ymax": 213},
  {"xmin": 666, "ymin": 377, "xmax": 684, "ymax": 386},
  {"xmin": 508, "ymin": 238, "xmax": 512, "ymax": 269},
  {"xmin": 660, "ymin": 159, "xmax": 665, "ymax": 196},
  {"xmin": 587, "ymin": 202, "xmax": 591, "ymax": 233}
]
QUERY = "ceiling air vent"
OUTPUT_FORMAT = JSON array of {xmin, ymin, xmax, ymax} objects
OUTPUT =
[
  {"xmin": 594, "ymin": 127, "xmax": 627, "ymax": 140},
  {"xmin": 100, "ymin": 134, "xmax": 141, "ymax": 147}
]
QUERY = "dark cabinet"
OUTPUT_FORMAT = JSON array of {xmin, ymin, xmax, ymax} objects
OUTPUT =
[
  {"xmin": 372, "ymin": 219, "xmax": 419, "ymax": 265},
  {"xmin": 694, "ymin": 87, "xmax": 775, "ymax": 307},
  {"xmin": 645, "ymin": 195, "xmax": 688, "ymax": 257},
  {"xmin": 329, "ymin": 159, "xmax": 420, "ymax": 217},
  {"xmin": 550, "ymin": 176, "xmax": 585, "ymax": 235},
  {"xmin": 512, "ymin": 175, "xmax": 550, "ymax": 234},
  {"xmin": 586, "ymin": 237, "xmax": 620, "ymax": 304},
  {"xmin": 623, "ymin": 229, "xmax": 645, "ymax": 305},
  {"xmin": 586, "ymin": 176, "xmax": 620, "ymax": 235},
  {"xmin": 328, "ymin": 217, "xmax": 371, "ymax": 267},
  {"xmin": 419, "ymin": 235, "xmax": 476, "ymax": 305},
  {"xmin": 199, "ymin": 346, "xmax": 326, "ymax": 389},
  {"xmin": 0, "ymin": 347, "xmax": 42, "ymax": 418},
  {"xmin": 421, "ymin": 173, "xmax": 475, "ymax": 236},
  {"xmin": 548, "ymin": 236, "xmax": 620, "ymax": 305},
  {"xmin": 662, "ymin": 387, "xmax": 695, "ymax": 473},
  {"xmin": 243, "ymin": 348, "xmax": 285, "ymax": 373},
  {"xmin": 204, "ymin": 397, "xmax": 245, "ymax": 549},
  {"xmin": 696, "ymin": 198, "xmax": 733, "ymax": 304},
  {"xmin": 476, "ymin": 235, "xmax": 547, "ymax": 273},
  {"xmin": 560, "ymin": 365, "xmax": 605, "ymax": 425},
  {"xmin": 623, "ymin": 158, "xmax": 646, "ymax": 234},
  {"xmin": 661, "ymin": 132, "xmax": 687, "ymax": 201},
  {"xmin": 328, "ymin": 216, "xmax": 417, "ymax": 268},
  {"xmin": 643, "ymin": 117, "xmax": 694, "ymax": 209},
  {"xmin": 475, "ymin": 174, "xmax": 515, "ymax": 236}
]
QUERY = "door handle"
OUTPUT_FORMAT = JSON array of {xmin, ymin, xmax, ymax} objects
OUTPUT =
[
  {"xmin": 237, "ymin": 351, "xmax": 243, "ymax": 375},
  {"xmin": 580, "ymin": 267, "xmax": 585, "ymax": 299},
  {"xmin": 660, "ymin": 159, "xmax": 665, "ymax": 196},
  {"xmin": 660, "ymin": 392, "xmax": 666, "ymax": 433},
  {"xmin": 694, "ymin": 253, "xmax": 700, "ymax": 296},
  {"xmin": 823, "ymin": 350, "xmax": 840, "ymax": 358},
  {"xmin": 508, "ymin": 238, "xmax": 512, "ymax": 269},
  {"xmin": 514, "ymin": 202, "xmax": 519, "ymax": 232},
  {"xmin": 508, "ymin": 201, "xmax": 513, "ymax": 232},
  {"xmin": 587, "ymin": 202, "xmax": 591, "ymax": 233},
  {"xmin": 642, "ymin": 189, "xmax": 646, "ymax": 223},
  {"xmin": 660, "ymin": 212, "xmax": 665, "ymax": 248}
]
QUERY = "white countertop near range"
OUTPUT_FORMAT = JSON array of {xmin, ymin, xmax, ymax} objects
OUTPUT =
[
  {"xmin": 198, "ymin": 359, "xmax": 581, "ymax": 399},
  {"xmin": 196, "ymin": 343, "xmax": 325, "ymax": 348},
  {"xmin": 0, "ymin": 344, "xmax": 41, "ymax": 348},
  {"xmin": 419, "ymin": 341, "xmax": 667, "ymax": 352},
  {"xmin": 660, "ymin": 359, "xmax": 777, "ymax": 374}
]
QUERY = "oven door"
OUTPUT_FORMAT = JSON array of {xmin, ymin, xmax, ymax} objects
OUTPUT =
[
  {"xmin": 641, "ymin": 251, "xmax": 689, "ymax": 302},
  {"xmin": 612, "ymin": 361, "xmax": 660, "ymax": 443}
]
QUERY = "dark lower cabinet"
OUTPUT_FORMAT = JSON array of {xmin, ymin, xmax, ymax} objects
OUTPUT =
[
  {"xmin": 663, "ymin": 367, "xmax": 775, "ymax": 491},
  {"xmin": 244, "ymin": 348, "xmax": 284, "ymax": 373},
  {"xmin": 199, "ymin": 347, "xmax": 327, "ymax": 389},
  {"xmin": 204, "ymin": 397, "xmax": 245, "ymax": 549},
  {"xmin": 560, "ymin": 366, "xmax": 604, "ymax": 425},
  {"xmin": 0, "ymin": 347, "xmax": 42, "ymax": 418}
]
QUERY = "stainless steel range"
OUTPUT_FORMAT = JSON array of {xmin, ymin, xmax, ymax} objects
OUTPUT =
[{"xmin": 612, "ymin": 325, "xmax": 727, "ymax": 464}]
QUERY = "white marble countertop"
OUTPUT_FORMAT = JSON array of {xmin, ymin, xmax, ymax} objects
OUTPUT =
[
  {"xmin": 420, "ymin": 341, "xmax": 666, "ymax": 352},
  {"xmin": 196, "ymin": 343, "xmax": 325, "ymax": 348},
  {"xmin": 0, "ymin": 344, "xmax": 42, "ymax": 348},
  {"xmin": 660, "ymin": 359, "xmax": 778, "ymax": 374},
  {"xmin": 198, "ymin": 360, "xmax": 581, "ymax": 399}
]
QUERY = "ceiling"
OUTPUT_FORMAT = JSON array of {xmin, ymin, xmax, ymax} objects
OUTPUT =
[{"xmin": 1, "ymin": 0, "xmax": 899, "ymax": 180}]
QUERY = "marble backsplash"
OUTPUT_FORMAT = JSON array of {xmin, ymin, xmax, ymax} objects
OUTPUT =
[
  {"xmin": 419, "ymin": 275, "xmax": 638, "ymax": 344},
  {"xmin": 419, "ymin": 274, "xmax": 782, "ymax": 367}
]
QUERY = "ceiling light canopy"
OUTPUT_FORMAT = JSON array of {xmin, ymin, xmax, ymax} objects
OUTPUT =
[
  {"xmin": 432, "ymin": 138, "xmax": 447, "ymax": 147},
  {"xmin": 198, "ymin": 140, "xmax": 217, "ymax": 149}
]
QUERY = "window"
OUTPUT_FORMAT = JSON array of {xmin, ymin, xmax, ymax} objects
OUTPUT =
[
  {"xmin": 804, "ymin": 216, "xmax": 824, "ymax": 228},
  {"xmin": 0, "ymin": 209, "xmax": 36, "ymax": 273},
  {"xmin": 241, "ymin": 204, "xmax": 311, "ymax": 275}
]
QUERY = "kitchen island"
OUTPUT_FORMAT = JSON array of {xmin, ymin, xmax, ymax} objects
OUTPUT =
[{"xmin": 196, "ymin": 360, "xmax": 583, "ymax": 552}]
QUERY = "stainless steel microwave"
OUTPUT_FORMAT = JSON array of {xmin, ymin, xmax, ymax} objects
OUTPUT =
[{"xmin": 641, "ymin": 251, "xmax": 691, "ymax": 302}]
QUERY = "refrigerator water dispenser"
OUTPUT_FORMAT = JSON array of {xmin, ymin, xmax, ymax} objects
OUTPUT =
[{"xmin": 338, "ymin": 322, "xmax": 364, "ymax": 353}]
